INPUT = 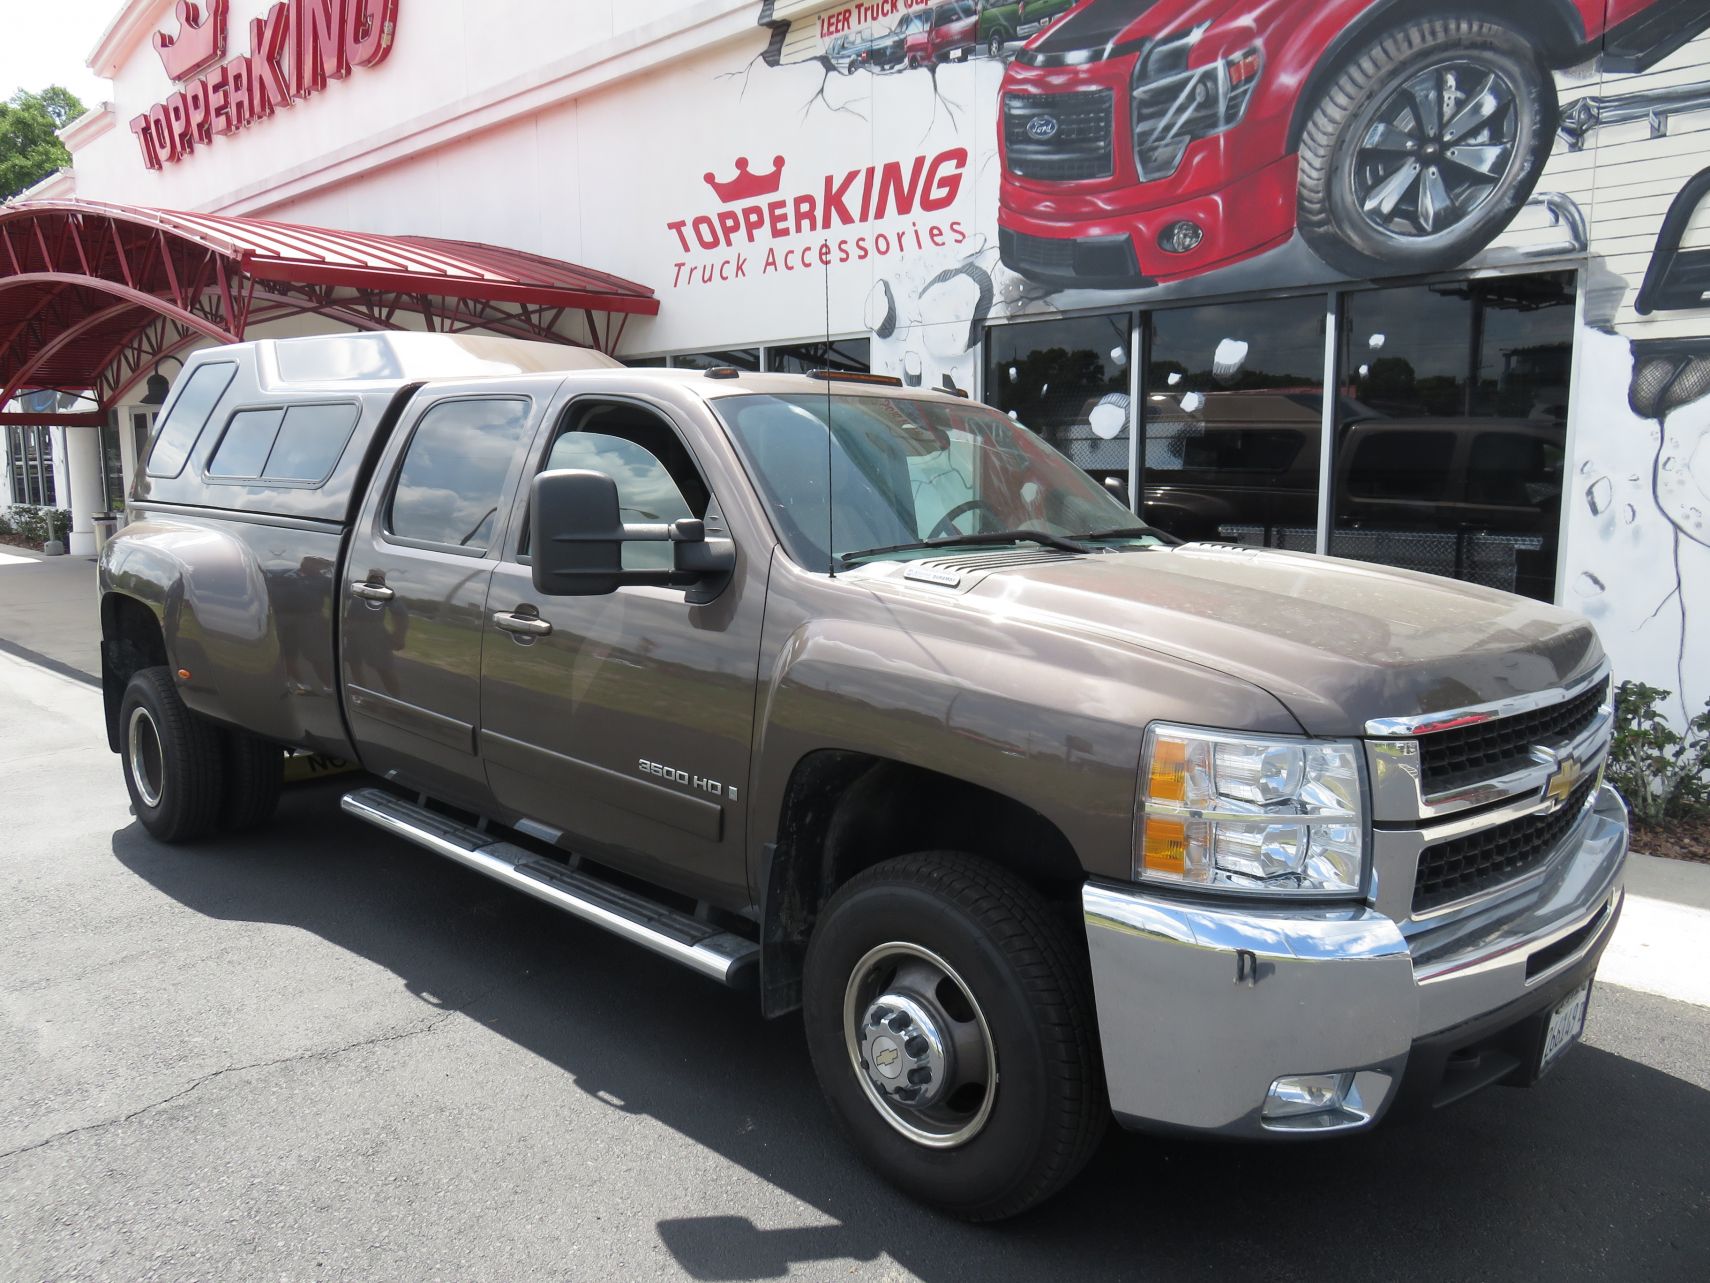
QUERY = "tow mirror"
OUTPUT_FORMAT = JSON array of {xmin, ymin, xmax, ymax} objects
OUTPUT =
[{"xmin": 530, "ymin": 469, "xmax": 735, "ymax": 604}]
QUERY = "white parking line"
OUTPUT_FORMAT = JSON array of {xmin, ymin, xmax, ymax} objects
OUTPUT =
[{"xmin": 1597, "ymin": 893, "xmax": 1710, "ymax": 1008}]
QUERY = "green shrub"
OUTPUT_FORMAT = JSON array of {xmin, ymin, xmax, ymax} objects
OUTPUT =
[
  {"xmin": 1607, "ymin": 681, "xmax": 1710, "ymax": 826},
  {"xmin": 0, "ymin": 504, "xmax": 71, "ymax": 546}
]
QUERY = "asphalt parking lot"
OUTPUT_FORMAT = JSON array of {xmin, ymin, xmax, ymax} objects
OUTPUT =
[{"xmin": 1, "ymin": 560, "xmax": 1707, "ymax": 1281}]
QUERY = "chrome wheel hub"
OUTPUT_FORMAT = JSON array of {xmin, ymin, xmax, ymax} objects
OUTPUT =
[
  {"xmin": 843, "ymin": 942, "xmax": 996, "ymax": 1149},
  {"xmin": 127, "ymin": 705, "xmax": 165, "ymax": 809},
  {"xmin": 858, "ymin": 992, "xmax": 950, "ymax": 1107}
]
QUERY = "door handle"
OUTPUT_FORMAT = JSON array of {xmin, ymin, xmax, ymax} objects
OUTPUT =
[
  {"xmin": 493, "ymin": 611, "xmax": 552, "ymax": 637},
  {"xmin": 351, "ymin": 582, "xmax": 395, "ymax": 602}
]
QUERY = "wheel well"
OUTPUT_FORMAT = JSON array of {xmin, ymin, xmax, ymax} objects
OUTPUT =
[
  {"xmin": 100, "ymin": 594, "xmax": 167, "ymax": 753},
  {"xmin": 1284, "ymin": 0, "xmax": 1584, "ymax": 152},
  {"xmin": 758, "ymin": 751, "xmax": 1085, "ymax": 1017}
]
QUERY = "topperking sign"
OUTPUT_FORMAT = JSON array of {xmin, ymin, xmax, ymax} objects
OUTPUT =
[{"xmin": 130, "ymin": 0, "xmax": 399, "ymax": 170}]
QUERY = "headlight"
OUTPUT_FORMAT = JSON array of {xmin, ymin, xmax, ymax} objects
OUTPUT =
[
  {"xmin": 1135, "ymin": 723, "xmax": 1365, "ymax": 896},
  {"xmin": 1130, "ymin": 30, "xmax": 1263, "ymax": 182}
]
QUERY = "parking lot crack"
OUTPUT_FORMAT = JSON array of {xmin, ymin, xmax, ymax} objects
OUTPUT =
[{"xmin": 0, "ymin": 982, "xmax": 500, "ymax": 1166}]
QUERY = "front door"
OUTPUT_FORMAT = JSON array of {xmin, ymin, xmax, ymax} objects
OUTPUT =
[
  {"xmin": 340, "ymin": 389, "xmax": 541, "ymax": 807},
  {"xmin": 478, "ymin": 393, "xmax": 765, "ymax": 906}
]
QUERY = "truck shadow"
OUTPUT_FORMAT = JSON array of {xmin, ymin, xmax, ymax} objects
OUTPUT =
[{"xmin": 112, "ymin": 784, "xmax": 1710, "ymax": 1282}]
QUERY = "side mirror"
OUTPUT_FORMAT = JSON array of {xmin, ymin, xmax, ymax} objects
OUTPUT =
[{"xmin": 530, "ymin": 469, "xmax": 735, "ymax": 603}]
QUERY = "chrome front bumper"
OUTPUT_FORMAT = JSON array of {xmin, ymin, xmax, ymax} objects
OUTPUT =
[{"xmin": 1083, "ymin": 784, "xmax": 1629, "ymax": 1137}]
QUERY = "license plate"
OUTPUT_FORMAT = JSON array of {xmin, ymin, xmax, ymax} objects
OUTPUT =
[{"xmin": 1539, "ymin": 980, "xmax": 1592, "ymax": 1075}]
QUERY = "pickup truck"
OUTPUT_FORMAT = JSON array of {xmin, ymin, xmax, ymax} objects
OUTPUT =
[{"xmin": 100, "ymin": 331, "xmax": 1628, "ymax": 1220}]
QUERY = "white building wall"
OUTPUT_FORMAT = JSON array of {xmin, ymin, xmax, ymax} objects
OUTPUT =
[{"xmin": 53, "ymin": 0, "xmax": 1710, "ymax": 717}]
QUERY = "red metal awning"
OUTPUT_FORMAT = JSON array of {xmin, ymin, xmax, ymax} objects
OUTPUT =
[{"xmin": 0, "ymin": 199, "xmax": 659, "ymax": 418}]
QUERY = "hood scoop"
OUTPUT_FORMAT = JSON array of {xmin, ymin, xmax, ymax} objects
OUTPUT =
[{"xmin": 898, "ymin": 547, "xmax": 1080, "ymax": 589}]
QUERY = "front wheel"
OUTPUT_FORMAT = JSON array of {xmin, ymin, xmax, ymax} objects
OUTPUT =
[
  {"xmin": 803, "ymin": 853, "xmax": 1106, "ymax": 1221},
  {"xmin": 988, "ymin": 34, "xmax": 1005, "ymax": 59},
  {"xmin": 1295, "ymin": 16, "xmax": 1555, "ymax": 278}
]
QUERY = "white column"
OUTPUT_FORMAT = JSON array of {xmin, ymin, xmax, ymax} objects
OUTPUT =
[{"xmin": 63, "ymin": 425, "xmax": 105, "ymax": 555}]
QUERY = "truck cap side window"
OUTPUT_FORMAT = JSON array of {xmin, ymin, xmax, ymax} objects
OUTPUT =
[
  {"xmin": 523, "ymin": 401, "xmax": 711, "ymax": 573},
  {"xmin": 145, "ymin": 362, "xmax": 238, "ymax": 478},
  {"xmin": 386, "ymin": 396, "xmax": 532, "ymax": 552},
  {"xmin": 206, "ymin": 403, "xmax": 360, "ymax": 485}
]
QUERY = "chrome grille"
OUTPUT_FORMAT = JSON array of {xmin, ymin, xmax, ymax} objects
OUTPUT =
[
  {"xmin": 1413, "ymin": 777, "xmax": 1598, "ymax": 913},
  {"xmin": 1363, "ymin": 665, "xmax": 1615, "ymax": 919},
  {"xmin": 1418, "ymin": 683, "xmax": 1606, "ymax": 793}
]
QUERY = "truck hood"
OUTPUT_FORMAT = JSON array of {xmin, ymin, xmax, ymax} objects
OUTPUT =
[{"xmin": 876, "ymin": 545, "xmax": 1602, "ymax": 736}]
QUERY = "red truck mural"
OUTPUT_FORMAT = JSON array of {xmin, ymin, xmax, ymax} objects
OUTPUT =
[{"xmin": 996, "ymin": 0, "xmax": 1709, "ymax": 289}]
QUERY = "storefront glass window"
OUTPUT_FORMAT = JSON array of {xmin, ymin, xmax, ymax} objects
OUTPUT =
[
  {"xmin": 671, "ymin": 349, "xmax": 760, "ymax": 371},
  {"xmin": 766, "ymin": 339, "xmax": 871, "ymax": 374},
  {"xmin": 1332, "ymin": 272, "xmax": 1573, "ymax": 601},
  {"xmin": 1141, "ymin": 296, "xmax": 1326, "ymax": 545},
  {"xmin": 985, "ymin": 313, "xmax": 1131, "ymax": 490}
]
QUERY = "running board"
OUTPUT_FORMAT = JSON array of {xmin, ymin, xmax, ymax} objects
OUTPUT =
[{"xmin": 340, "ymin": 787, "xmax": 758, "ymax": 986}]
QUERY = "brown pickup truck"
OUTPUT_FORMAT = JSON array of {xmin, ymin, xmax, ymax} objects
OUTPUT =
[{"xmin": 99, "ymin": 332, "xmax": 1627, "ymax": 1219}]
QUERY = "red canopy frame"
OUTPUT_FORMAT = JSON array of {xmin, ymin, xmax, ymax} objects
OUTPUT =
[{"xmin": 0, "ymin": 200, "xmax": 659, "ymax": 414}]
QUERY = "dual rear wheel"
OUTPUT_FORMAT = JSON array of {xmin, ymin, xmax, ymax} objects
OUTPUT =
[{"xmin": 120, "ymin": 666, "xmax": 281, "ymax": 842}]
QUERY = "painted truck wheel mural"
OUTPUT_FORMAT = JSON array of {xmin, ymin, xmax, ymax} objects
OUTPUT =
[
  {"xmin": 730, "ymin": 0, "xmax": 1710, "ymax": 722},
  {"xmin": 763, "ymin": 0, "xmax": 1710, "ymax": 290}
]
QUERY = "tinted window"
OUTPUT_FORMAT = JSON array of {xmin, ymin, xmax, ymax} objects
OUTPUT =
[
  {"xmin": 672, "ymin": 349, "xmax": 760, "ymax": 371},
  {"xmin": 765, "ymin": 339, "xmax": 871, "ymax": 374},
  {"xmin": 986, "ymin": 311, "xmax": 1130, "ymax": 486},
  {"xmin": 1332, "ymin": 273, "xmax": 1573, "ymax": 600},
  {"xmin": 1177, "ymin": 428, "xmax": 1306, "ymax": 473},
  {"xmin": 264, "ymin": 403, "xmax": 359, "ymax": 481},
  {"xmin": 1466, "ymin": 432, "xmax": 1562, "ymax": 507},
  {"xmin": 147, "ymin": 362, "xmax": 237, "ymax": 477},
  {"xmin": 1345, "ymin": 430, "xmax": 1455, "ymax": 501},
  {"xmin": 1142, "ymin": 296, "xmax": 1326, "ymax": 542},
  {"xmin": 208, "ymin": 409, "xmax": 284, "ymax": 477},
  {"xmin": 388, "ymin": 398, "xmax": 531, "ymax": 551}
]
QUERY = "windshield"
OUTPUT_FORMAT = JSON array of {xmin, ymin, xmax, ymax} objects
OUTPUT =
[{"xmin": 713, "ymin": 392, "xmax": 1154, "ymax": 569}]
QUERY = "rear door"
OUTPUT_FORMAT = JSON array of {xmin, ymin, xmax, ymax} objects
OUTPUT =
[
  {"xmin": 340, "ymin": 383, "xmax": 548, "ymax": 807},
  {"xmin": 477, "ymin": 388, "xmax": 767, "ymax": 906}
]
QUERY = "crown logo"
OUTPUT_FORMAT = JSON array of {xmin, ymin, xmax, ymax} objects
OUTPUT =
[
  {"xmin": 154, "ymin": 1, "xmax": 229, "ymax": 83},
  {"xmin": 703, "ymin": 156, "xmax": 786, "ymax": 204}
]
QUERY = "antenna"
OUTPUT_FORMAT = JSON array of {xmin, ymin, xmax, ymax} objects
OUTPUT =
[{"xmin": 824, "ymin": 260, "xmax": 835, "ymax": 579}]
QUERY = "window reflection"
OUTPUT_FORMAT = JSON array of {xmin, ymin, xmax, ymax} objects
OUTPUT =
[
  {"xmin": 766, "ymin": 339, "xmax": 871, "ymax": 374},
  {"xmin": 984, "ymin": 313, "xmax": 1130, "ymax": 493},
  {"xmin": 670, "ymin": 349, "xmax": 761, "ymax": 371},
  {"xmin": 1333, "ymin": 273, "xmax": 1572, "ymax": 601},
  {"xmin": 1141, "ymin": 296, "xmax": 1327, "ymax": 545}
]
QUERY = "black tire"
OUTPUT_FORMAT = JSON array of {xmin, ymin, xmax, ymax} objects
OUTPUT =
[
  {"xmin": 803, "ymin": 852, "xmax": 1106, "ymax": 1221},
  {"xmin": 988, "ymin": 33, "xmax": 1004, "ymax": 59},
  {"xmin": 220, "ymin": 730, "xmax": 282, "ymax": 832},
  {"xmin": 118, "ymin": 667, "xmax": 225, "ymax": 843},
  {"xmin": 907, "ymin": 53, "xmax": 921, "ymax": 70},
  {"xmin": 1296, "ymin": 16, "xmax": 1555, "ymax": 278}
]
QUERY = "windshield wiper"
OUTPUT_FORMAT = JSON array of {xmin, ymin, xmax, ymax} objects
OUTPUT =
[
  {"xmin": 1071, "ymin": 524, "xmax": 1182, "ymax": 546},
  {"xmin": 841, "ymin": 529, "xmax": 1092, "ymax": 563}
]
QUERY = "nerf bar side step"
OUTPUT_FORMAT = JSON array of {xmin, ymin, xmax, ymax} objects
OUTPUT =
[{"xmin": 340, "ymin": 786, "xmax": 758, "ymax": 986}]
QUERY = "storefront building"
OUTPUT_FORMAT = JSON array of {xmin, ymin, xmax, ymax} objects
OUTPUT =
[{"xmin": 3, "ymin": 0, "xmax": 1708, "ymax": 720}]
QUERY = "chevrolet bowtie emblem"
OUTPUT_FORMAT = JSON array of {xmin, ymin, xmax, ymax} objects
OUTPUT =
[{"xmin": 1542, "ymin": 754, "xmax": 1584, "ymax": 814}]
